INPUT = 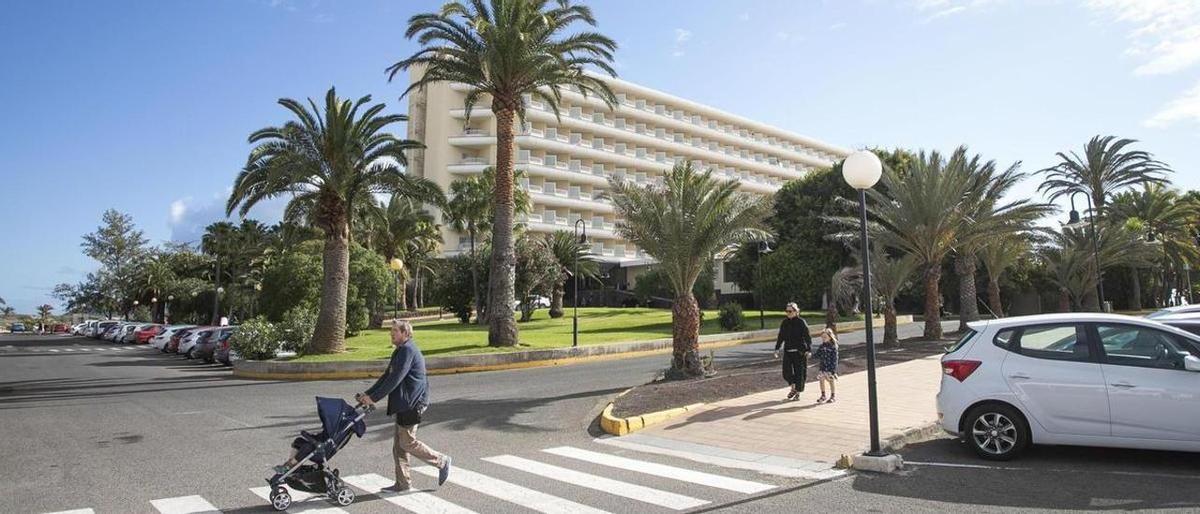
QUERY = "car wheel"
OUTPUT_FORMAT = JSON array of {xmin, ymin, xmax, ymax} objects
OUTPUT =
[{"xmin": 964, "ymin": 403, "xmax": 1028, "ymax": 461}]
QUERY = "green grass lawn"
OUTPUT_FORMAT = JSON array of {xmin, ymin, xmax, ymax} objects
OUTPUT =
[{"xmin": 293, "ymin": 307, "xmax": 841, "ymax": 362}]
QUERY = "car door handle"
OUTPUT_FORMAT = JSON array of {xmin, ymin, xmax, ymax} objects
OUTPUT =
[
  {"xmin": 1008, "ymin": 373, "xmax": 1031, "ymax": 380},
  {"xmin": 1110, "ymin": 382, "xmax": 1136, "ymax": 388}
]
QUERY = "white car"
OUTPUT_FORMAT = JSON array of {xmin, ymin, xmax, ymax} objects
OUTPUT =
[
  {"xmin": 178, "ymin": 328, "xmax": 214, "ymax": 358},
  {"xmin": 938, "ymin": 313, "xmax": 1200, "ymax": 460},
  {"xmin": 151, "ymin": 325, "xmax": 193, "ymax": 351},
  {"xmin": 1145, "ymin": 304, "xmax": 1200, "ymax": 321}
]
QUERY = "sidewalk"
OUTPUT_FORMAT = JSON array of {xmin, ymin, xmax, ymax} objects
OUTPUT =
[{"xmin": 627, "ymin": 353, "xmax": 943, "ymax": 471}]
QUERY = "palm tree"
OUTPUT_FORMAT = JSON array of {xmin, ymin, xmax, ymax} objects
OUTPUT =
[
  {"xmin": 391, "ymin": 0, "xmax": 619, "ymax": 346},
  {"xmin": 377, "ymin": 195, "xmax": 442, "ymax": 311},
  {"xmin": 827, "ymin": 266, "xmax": 861, "ymax": 330},
  {"xmin": 1043, "ymin": 225, "xmax": 1157, "ymax": 310},
  {"xmin": 871, "ymin": 249, "xmax": 918, "ymax": 345},
  {"xmin": 444, "ymin": 167, "xmax": 531, "ymax": 324},
  {"xmin": 977, "ymin": 231, "xmax": 1035, "ymax": 317},
  {"xmin": 952, "ymin": 151, "xmax": 1054, "ymax": 331},
  {"xmin": 227, "ymin": 88, "xmax": 440, "ymax": 353},
  {"xmin": 142, "ymin": 253, "xmax": 177, "ymax": 322},
  {"xmin": 608, "ymin": 161, "xmax": 770, "ymax": 378},
  {"xmin": 1109, "ymin": 184, "xmax": 1200, "ymax": 307},
  {"xmin": 37, "ymin": 304, "xmax": 53, "ymax": 330},
  {"xmin": 1039, "ymin": 135, "xmax": 1170, "ymax": 210},
  {"xmin": 1, "ymin": 306, "xmax": 14, "ymax": 318},
  {"xmin": 545, "ymin": 230, "xmax": 599, "ymax": 318}
]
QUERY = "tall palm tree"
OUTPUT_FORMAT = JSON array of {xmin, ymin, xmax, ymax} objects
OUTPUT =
[
  {"xmin": 37, "ymin": 304, "xmax": 53, "ymax": 330},
  {"xmin": 1, "ymin": 306, "xmax": 14, "ymax": 318},
  {"xmin": 377, "ymin": 195, "xmax": 442, "ymax": 311},
  {"xmin": 391, "ymin": 0, "xmax": 619, "ymax": 346},
  {"xmin": 545, "ymin": 230, "xmax": 599, "ymax": 318},
  {"xmin": 609, "ymin": 161, "xmax": 770, "ymax": 378},
  {"xmin": 977, "ymin": 231, "xmax": 1035, "ymax": 317},
  {"xmin": 227, "ymin": 88, "xmax": 440, "ymax": 353},
  {"xmin": 1043, "ymin": 225, "xmax": 1157, "ymax": 310},
  {"xmin": 142, "ymin": 253, "xmax": 177, "ymax": 322},
  {"xmin": 952, "ymin": 151, "xmax": 1053, "ymax": 331},
  {"xmin": 444, "ymin": 167, "xmax": 531, "ymax": 324},
  {"xmin": 1039, "ymin": 135, "xmax": 1170, "ymax": 210},
  {"xmin": 1108, "ymin": 184, "xmax": 1200, "ymax": 307}
]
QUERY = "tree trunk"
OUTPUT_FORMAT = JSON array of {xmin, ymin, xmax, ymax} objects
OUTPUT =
[
  {"xmin": 956, "ymin": 253, "xmax": 980, "ymax": 332},
  {"xmin": 883, "ymin": 300, "xmax": 898, "ymax": 346},
  {"xmin": 549, "ymin": 281, "xmax": 565, "ymax": 319},
  {"xmin": 987, "ymin": 276, "xmax": 1005, "ymax": 318},
  {"xmin": 923, "ymin": 263, "xmax": 943, "ymax": 339},
  {"xmin": 470, "ymin": 227, "xmax": 483, "ymax": 325},
  {"xmin": 1058, "ymin": 288, "xmax": 1071, "ymax": 312},
  {"xmin": 311, "ymin": 221, "xmax": 350, "ymax": 353},
  {"xmin": 1130, "ymin": 267, "xmax": 1142, "ymax": 311},
  {"xmin": 487, "ymin": 106, "xmax": 519, "ymax": 346},
  {"xmin": 398, "ymin": 278, "xmax": 409, "ymax": 312},
  {"xmin": 823, "ymin": 291, "xmax": 837, "ymax": 332},
  {"xmin": 667, "ymin": 292, "xmax": 704, "ymax": 379}
]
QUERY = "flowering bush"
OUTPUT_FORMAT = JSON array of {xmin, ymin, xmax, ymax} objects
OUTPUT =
[{"xmin": 231, "ymin": 317, "xmax": 279, "ymax": 361}]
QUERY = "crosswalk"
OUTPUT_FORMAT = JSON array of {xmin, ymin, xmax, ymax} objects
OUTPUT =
[{"xmin": 43, "ymin": 442, "xmax": 820, "ymax": 514}]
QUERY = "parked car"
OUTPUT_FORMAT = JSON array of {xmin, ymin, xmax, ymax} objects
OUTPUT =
[
  {"xmin": 134, "ymin": 324, "xmax": 164, "ymax": 344},
  {"xmin": 938, "ymin": 313, "xmax": 1200, "ymax": 461},
  {"xmin": 151, "ymin": 325, "xmax": 192, "ymax": 351},
  {"xmin": 9, "ymin": 322, "xmax": 26, "ymax": 333},
  {"xmin": 1160, "ymin": 318, "xmax": 1200, "ymax": 338},
  {"xmin": 194, "ymin": 327, "xmax": 234, "ymax": 364},
  {"xmin": 179, "ymin": 328, "xmax": 214, "ymax": 358},
  {"xmin": 167, "ymin": 327, "xmax": 195, "ymax": 353},
  {"xmin": 52, "ymin": 323, "xmax": 69, "ymax": 334},
  {"xmin": 117, "ymin": 324, "xmax": 143, "ymax": 344},
  {"xmin": 90, "ymin": 320, "xmax": 116, "ymax": 338},
  {"xmin": 1146, "ymin": 304, "xmax": 1200, "ymax": 321}
]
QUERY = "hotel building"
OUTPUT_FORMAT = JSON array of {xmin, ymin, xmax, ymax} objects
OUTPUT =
[{"xmin": 405, "ymin": 71, "xmax": 850, "ymax": 297}]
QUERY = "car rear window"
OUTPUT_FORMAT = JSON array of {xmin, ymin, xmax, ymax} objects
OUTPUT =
[{"xmin": 946, "ymin": 329, "xmax": 978, "ymax": 353}]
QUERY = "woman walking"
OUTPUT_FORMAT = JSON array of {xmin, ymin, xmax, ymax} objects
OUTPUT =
[
  {"xmin": 773, "ymin": 302, "xmax": 813, "ymax": 401},
  {"xmin": 814, "ymin": 327, "xmax": 839, "ymax": 403}
]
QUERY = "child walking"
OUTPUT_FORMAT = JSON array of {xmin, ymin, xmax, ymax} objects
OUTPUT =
[{"xmin": 814, "ymin": 327, "xmax": 839, "ymax": 404}]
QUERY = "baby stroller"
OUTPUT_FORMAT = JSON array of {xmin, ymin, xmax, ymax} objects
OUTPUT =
[{"xmin": 266, "ymin": 397, "xmax": 372, "ymax": 511}]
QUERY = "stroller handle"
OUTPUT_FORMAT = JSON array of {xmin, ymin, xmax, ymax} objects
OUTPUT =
[{"xmin": 355, "ymin": 402, "xmax": 376, "ymax": 413}]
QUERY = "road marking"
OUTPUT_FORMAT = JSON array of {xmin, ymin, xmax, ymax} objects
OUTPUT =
[
  {"xmin": 343, "ymin": 473, "xmax": 477, "ymax": 513},
  {"xmin": 48, "ymin": 349, "xmax": 60, "ymax": 353},
  {"xmin": 484, "ymin": 454, "xmax": 708, "ymax": 510},
  {"xmin": 249, "ymin": 486, "xmax": 347, "ymax": 513},
  {"xmin": 413, "ymin": 465, "xmax": 609, "ymax": 514},
  {"xmin": 907, "ymin": 460, "xmax": 1200, "ymax": 480},
  {"xmin": 592, "ymin": 436, "xmax": 842, "ymax": 480},
  {"xmin": 44, "ymin": 509, "xmax": 95, "ymax": 514},
  {"xmin": 149, "ymin": 495, "xmax": 220, "ymax": 513},
  {"xmin": 546, "ymin": 446, "xmax": 775, "ymax": 494},
  {"xmin": 62, "ymin": 348, "xmax": 74, "ymax": 352}
]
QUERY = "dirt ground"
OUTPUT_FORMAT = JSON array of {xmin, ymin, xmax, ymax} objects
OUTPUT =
[{"xmin": 611, "ymin": 335, "xmax": 958, "ymax": 418}]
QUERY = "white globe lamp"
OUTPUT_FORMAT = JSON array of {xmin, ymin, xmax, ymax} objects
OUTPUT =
[{"xmin": 842, "ymin": 151, "xmax": 883, "ymax": 190}]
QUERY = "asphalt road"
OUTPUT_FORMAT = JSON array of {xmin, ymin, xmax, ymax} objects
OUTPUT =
[{"xmin": 1, "ymin": 319, "xmax": 1077, "ymax": 514}]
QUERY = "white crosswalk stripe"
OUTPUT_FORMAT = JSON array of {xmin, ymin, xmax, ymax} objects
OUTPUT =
[
  {"xmin": 343, "ymin": 473, "xmax": 478, "ymax": 514},
  {"xmin": 484, "ymin": 454, "xmax": 708, "ymax": 510},
  {"xmin": 150, "ymin": 495, "xmax": 221, "ymax": 513},
  {"xmin": 43, "ymin": 509, "xmax": 95, "ymax": 514},
  {"xmin": 413, "ymin": 465, "xmax": 610, "ymax": 514},
  {"xmin": 543, "ymin": 446, "xmax": 775, "ymax": 494},
  {"xmin": 248, "ymin": 486, "xmax": 347, "ymax": 513}
]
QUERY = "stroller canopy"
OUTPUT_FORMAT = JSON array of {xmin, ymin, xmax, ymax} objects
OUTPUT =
[{"xmin": 316, "ymin": 397, "xmax": 366, "ymax": 439}]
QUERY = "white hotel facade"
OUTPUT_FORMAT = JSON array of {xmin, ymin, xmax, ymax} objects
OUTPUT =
[{"xmin": 405, "ymin": 71, "xmax": 850, "ymax": 296}]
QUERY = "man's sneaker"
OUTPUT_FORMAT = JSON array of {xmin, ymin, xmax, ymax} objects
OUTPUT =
[
  {"xmin": 816, "ymin": 395, "xmax": 827, "ymax": 404},
  {"xmin": 826, "ymin": 395, "xmax": 836, "ymax": 403},
  {"xmin": 382, "ymin": 483, "xmax": 411, "ymax": 493},
  {"xmin": 438, "ymin": 456, "xmax": 452, "ymax": 486}
]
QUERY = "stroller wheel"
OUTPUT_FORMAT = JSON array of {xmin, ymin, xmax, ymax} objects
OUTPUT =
[
  {"xmin": 333, "ymin": 486, "xmax": 355, "ymax": 506},
  {"xmin": 269, "ymin": 487, "xmax": 292, "ymax": 511}
]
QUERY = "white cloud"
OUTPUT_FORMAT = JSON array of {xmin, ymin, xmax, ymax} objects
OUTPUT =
[
  {"xmin": 1145, "ymin": 80, "xmax": 1200, "ymax": 128},
  {"xmin": 829, "ymin": 22, "xmax": 847, "ymax": 31},
  {"xmin": 167, "ymin": 194, "xmax": 287, "ymax": 243},
  {"xmin": 1084, "ymin": 0, "xmax": 1200, "ymax": 76},
  {"xmin": 169, "ymin": 198, "xmax": 190, "ymax": 225},
  {"xmin": 674, "ymin": 28, "xmax": 692, "ymax": 44},
  {"xmin": 911, "ymin": 0, "xmax": 1005, "ymax": 22},
  {"xmin": 927, "ymin": 6, "xmax": 967, "ymax": 20}
]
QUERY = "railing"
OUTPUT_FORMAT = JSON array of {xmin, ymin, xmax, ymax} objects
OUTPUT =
[{"xmin": 458, "ymin": 157, "xmax": 488, "ymax": 165}]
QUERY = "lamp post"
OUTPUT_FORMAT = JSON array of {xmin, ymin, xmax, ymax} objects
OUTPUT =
[
  {"xmin": 166, "ymin": 295, "xmax": 174, "ymax": 324},
  {"xmin": 253, "ymin": 283, "xmax": 262, "ymax": 318},
  {"xmin": 573, "ymin": 219, "xmax": 588, "ymax": 348},
  {"xmin": 214, "ymin": 287, "xmax": 225, "ymax": 325},
  {"xmin": 389, "ymin": 258, "xmax": 404, "ymax": 316},
  {"xmin": 151, "ymin": 297, "xmax": 158, "ymax": 323},
  {"xmin": 757, "ymin": 240, "xmax": 773, "ymax": 329},
  {"xmin": 1065, "ymin": 191, "xmax": 1106, "ymax": 311},
  {"xmin": 843, "ymin": 150, "xmax": 885, "ymax": 457},
  {"xmin": 133, "ymin": 300, "xmax": 139, "ymax": 322}
]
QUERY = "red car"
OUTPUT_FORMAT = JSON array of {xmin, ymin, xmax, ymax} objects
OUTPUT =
[
  {"xmin": 51, "ymin": 323, "xmax": 69, "ymax": 333},
  {"xmin": 134, "ymin": 324, "xmax": 165, "ymax": 344}
]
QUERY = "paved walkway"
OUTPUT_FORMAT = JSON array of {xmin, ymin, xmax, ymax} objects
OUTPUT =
[{"xmin": 633, "ymin": 352, "xmax": 944, "ymax": 470}]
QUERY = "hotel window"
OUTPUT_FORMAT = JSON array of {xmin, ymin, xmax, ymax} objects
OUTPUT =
[
  {"xmin": 544, "ymin": 154, "xmax": 557, "ymax": 166},
  {"xmin": 614, "ymin": 118, "xmax": 626, "ymax": 130},
  {"xmin": 655, "ymin": 128, "xmax": 666, "ymax": 139},
  {"xmin": 544, "ymin": 181, "xmax": 557, "ymax": 195},
  {"xmin": 569, "ymin": 159, "xmax": 581, "ymax": 171},
  {"xmin": 691, "ymin": 115, "xmax": 701, "ymax": 125},
  {"xmin": 673, "ymin": 133, "xmax": 684, "ymax": 143},
  {"xmin": 635, "ymin": 147, "xmax": 647, "ymax": 158},
  {"xmin": 614, "ymin": 143, "xmax": 627, "ymax": 154},
  {"xmin": 543, "ymin": 210, "xmax": 557, "ymax": 224},
  {"xmin": 518, "ymin": 149, "xmax": 531, "ymax": 162},
  {"xmin": 655, "ymin": 152, "xmax": 667, "ymax": 163},
  {"xmin": 569, "ymin": 106, "xmax": 582, "ymax": 118},
  {"xmin": 617, "ymin": 93, "xmax": 627, "ymax": 104},
  {"xmin": 592, "ymin": 137, "xmax": 604, "ymax": 150},
  {"xmin": 593, "ymin": 112, "xmax": 605, "ymax": 124},
  {"xmin": 593, "ymin": 163, "xmax": 605, "ymax": 174},
  {"xmin": 673, "ymin": 110, "xmax": 683, "ymax": 120},
  {"xmin": 635, "ymin": 123, "xmax": 647, "ymax": 134},
  {"xmin": 569, "ymin": 132, "xmax": 581, "ymax": 144},
  {"xmin": 545, "ymin": 127, "xmax": 557, "ymax": 139},
  {"xmin": 655, "ymin": 104, "xmax": 666, "ymax": 115},
  {"xmin": 568, "ymin": 186, "xmax": 581, "ymax": 199},
  {"xmin": 635, "ymin": 99, "xmax": 646, "ymax": 110}
]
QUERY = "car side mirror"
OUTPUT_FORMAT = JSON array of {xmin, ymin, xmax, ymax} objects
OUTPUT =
[{"xmin": 1185, "ymin": 355, "xmax": 1200, "ymax": 372}]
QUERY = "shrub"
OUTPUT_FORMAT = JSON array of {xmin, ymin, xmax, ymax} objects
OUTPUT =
[
  {"xmin": 231, "ymin": 317, "xmax": 279, "ymax": 361},
  {"xmin": 277, "ymin": 306, "xmax": 317, "ymax": 356},
  {"xmin": 718, "ymin": 302, "xmax": 745, "ymax": 331},
  {"xmin": 430, "ymin": 255, "xmax": 477, "ymax": 323}
]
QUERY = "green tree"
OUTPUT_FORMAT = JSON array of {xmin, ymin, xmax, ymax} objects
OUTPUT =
[
  {"xmin": 513, "ymin": 234, "xmax": 561, "ymax": 322},
  {"xmin": 259, "ymin": 242, "xmax": 323, "ymax": 321},
  {"xmin": 870, "ymin": 250, "xmax": 918, "ymax": 345},
  {"xmin": 80, "ymin": 209, "xmax": 148, "ymax": 318},
  {"xmin": 1042, "ymin": 225, "xmax": 1157, "ymax": 310},
  {"xmin": 1039, "ymin": 135, "xmax": 1170, "ymax": 210},
  {"xmin": 36, "ymin": 304, "xmax": 53, "ymax": 330},
  {"xmin": 227, "ymin": 88, "xmax": 438, "ymax": 353},
  {"xmin": 609, "ymin": 161, "xmax": 770, "ymax": 378},
  {"xmin": 392, "ymin": 0, "xmax": 619, "ymax": 346},
  {"xmin": 1109, "ymin": 184, "xmax": 1199, "ymax": 307},
  {"xmin": 544, "ymin": 230, "xmax": 598, "ymax": 318},
  {"xmin": 977, "ymin": 231, "xmax": 1036, "ymax": 317},
  {"xmin": 375, "ymin": 195, "xmax": 441, "ymax": 312}
]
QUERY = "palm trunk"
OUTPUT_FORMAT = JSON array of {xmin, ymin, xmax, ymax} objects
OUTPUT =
[
  {"xmin": 883, "ymin": 299, "xmax": 898, "ymax": 346},
  {"xmin": 487, "ymin": 106, "xmax": 519, "ymax": 347},
  {"xmin": 470, "ymin": 227, "xmax": 483, "ymax": 325},
  {"xmin": 987, "ymin": 276, "xmax": 1005, "ymax": 318},
  {"xmin": 1058, "ymin": 288, "xmax": 1071, "ymax": 312},
  {"xmin": 1130, "ymin": 267, "xmax": 1142, "ymax": 311},
  {"xmin": 398, "ymin": 278, "xmax": 409, "ymax": 311},
  {"xmin": 668, "ymin": 292, "xmax": 704, "ymax": 379},
  {"xmin": 549, "ymin": 281, "xmax": 565, "ymax": 319},
  {"xmin": 956, "ymin": 253, "xmax": 980, "ymax": 331},
  {"xmin": 311, "ymin": 220, "xmax": 350, "ymax": 353},
  {"xmin": 923, "ymin": 263, "xmax": 943, "ymax": 339},
  {"xmin": 823, "ymin": 291, "xmax": 838, "ymax": 332}
]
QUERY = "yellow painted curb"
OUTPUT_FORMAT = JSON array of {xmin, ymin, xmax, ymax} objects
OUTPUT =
[{"xmin": 599, "ymin": 399, "xmax": 706, "ymax": 437}]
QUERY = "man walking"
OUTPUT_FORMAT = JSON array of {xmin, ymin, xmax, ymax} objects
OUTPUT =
[{"xmin": 356, "ymin": 320, "xmax": 452, "ymax": 492}]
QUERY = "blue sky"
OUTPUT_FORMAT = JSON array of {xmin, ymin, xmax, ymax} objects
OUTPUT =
[{"xmin": 1, "ymin": 0, "xmax": 1198, "ymax": 313}]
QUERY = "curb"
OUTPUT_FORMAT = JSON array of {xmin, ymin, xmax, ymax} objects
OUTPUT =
[
  {"xmin": 599, "ymin": 396, "xmax": 706, "ymax": 436},
  {"xmin": 835, "ymin": 421, "xmax": 943, "ymax": 469}
]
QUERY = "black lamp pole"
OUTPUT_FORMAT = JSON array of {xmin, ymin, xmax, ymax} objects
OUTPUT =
[
  {"xmin": 757, "ymin": 240, "xmax": 772, "ymax": 329},
  {"xmin": 573, "ymin": 219, "xmax": 587, "ymax": 348},
  {"xmin": 857, "ymin": 188, "xmax": 883, "ymax": 456}
]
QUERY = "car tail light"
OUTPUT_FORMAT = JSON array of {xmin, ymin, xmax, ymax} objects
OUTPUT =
[{"xmin": 942, "ymin": 360, "xmax": 982, "ymax": 382}]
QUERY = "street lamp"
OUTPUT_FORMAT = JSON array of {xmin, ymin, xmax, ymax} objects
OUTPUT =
[
  {"xmin": 133, "ymin": 300, "xmax": 140, "ymax": 322},
  {"xmin": 389, "ymin": 258, "xmax": 404, "ymax": 316},
  {"xmin": 151, "ymin": 297, "xmax": 157, "ymax": 323},
  {"xmin": 166, "ymin": 295, "xmax": 174, "ymax": 324},
  {"xmin": 213, "ymin": 286, "xmax": 225, "ymax": 325},
  {"xmin": 757, "ymin": 240, "xmax": 773, "ymax": 329},
  {"xmin": 842, "ymin": 150, "xmax": 885, "ymax": 457},
  {"xmin": 573, "ymin": 219, "xmax": 588, "ymax": 348},
  {"xmin": 1064, "ymin": 191, "xmax": 1106, "ymax": 311}
]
